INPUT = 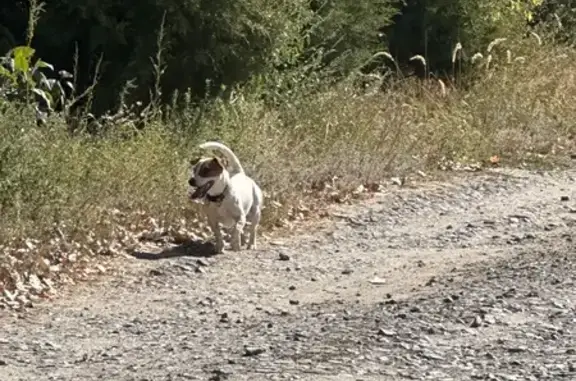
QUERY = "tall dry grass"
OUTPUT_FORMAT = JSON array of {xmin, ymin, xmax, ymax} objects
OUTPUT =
[{"xmin": 1, "ymin": 34, "xmax": 576, "ymax": 296}]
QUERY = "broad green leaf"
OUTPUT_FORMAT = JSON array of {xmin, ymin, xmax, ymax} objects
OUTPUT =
[
  {"xmin": 32, "ymin": 88, "xmax": 53, "ymax": 110},
  {"xmin": 11, "ymin": 46, "xmax": 35, "ymax": 73},
  {"xmin": 33, "ymin": 60, "xmax": 55, "ymax": 73},
  {"xmin": 33, "ymin": 70, "xmax": 48, "ymax": 85},
  {"xmin": 44, "ymin": 78, "xmax": 58, "ymax": 91},
  {"xmin": 58, "ymin": 70, "xmax": 73, "ymax": 79}
]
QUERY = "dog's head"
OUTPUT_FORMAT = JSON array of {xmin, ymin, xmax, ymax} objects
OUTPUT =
[{"xmin": 188, "ymin": 156, "xmax": 228, "ymax": 200}]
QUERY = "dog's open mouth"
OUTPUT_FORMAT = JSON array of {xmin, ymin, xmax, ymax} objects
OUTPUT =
[{"xmin": 189, "ymin": 180, "xmax": 215, "ymax": 200}]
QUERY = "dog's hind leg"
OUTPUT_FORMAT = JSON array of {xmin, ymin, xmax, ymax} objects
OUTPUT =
[
  {"xmin": 230, "ymin": 215, "xmax": 246, "ymax": 252},
  {"xmin": 246, "ymin": 206, "xmax": 261, "ymax": 250}
]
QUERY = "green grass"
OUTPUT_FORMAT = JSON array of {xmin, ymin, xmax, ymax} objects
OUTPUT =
[{"xmin": 1, "ymin": 35, "xmax": 576, "ymax": 292}]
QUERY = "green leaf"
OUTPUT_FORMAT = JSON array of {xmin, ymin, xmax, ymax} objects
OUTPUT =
[
  {"xmin": 11, "ymin": 46, "xmax": 36, "ymax": 73},
  {"xmin": 0, "ymin": 65, "xmax": 15, "ymax": 82},
  {"xmin": 44, "ymin": 78, "xmax": 57, "ymax": 91},
  {"xmin": 32, "ymin": 88, "xmax": 53, "ymax": 110},
  {"xmin": 33, "ymin": 70, "xmax": 48, "ymax": 85},
  {"xmin": 58, "ymin": 70, "xmax": 73, "ymax": 79},
  {"xmin": 33, "ymin": 59, "xmax": 55, "ymax": 73}
]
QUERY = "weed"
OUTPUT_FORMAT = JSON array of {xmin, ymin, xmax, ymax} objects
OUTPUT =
[{"xmin": 1, "ymin": 9, "xmax": 576, "ymax": 303}]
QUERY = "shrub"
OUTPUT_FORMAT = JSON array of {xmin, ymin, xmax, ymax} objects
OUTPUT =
[{"xmin": 384, "ymin": 0, "xmax": 535, "ymax": 76}]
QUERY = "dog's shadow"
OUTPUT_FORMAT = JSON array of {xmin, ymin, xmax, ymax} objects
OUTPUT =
[{"xmin": 129, "ymin": 239, "xmax": 217, "ymax": 260}]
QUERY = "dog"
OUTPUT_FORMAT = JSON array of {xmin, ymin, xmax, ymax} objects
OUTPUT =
[{"xmin": 188, "ymin": 141, "xmax": 263, "ymax": 253}]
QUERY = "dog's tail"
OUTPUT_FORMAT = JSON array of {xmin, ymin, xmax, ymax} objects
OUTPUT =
[{"xmin": 199, "ymin": 141, "xmax": 245, "ymax": 174}]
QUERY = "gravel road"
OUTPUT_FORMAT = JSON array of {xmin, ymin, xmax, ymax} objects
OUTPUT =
[{"xmin": 1, "ymin": 168, "xmax": 575, "ymax": 381}]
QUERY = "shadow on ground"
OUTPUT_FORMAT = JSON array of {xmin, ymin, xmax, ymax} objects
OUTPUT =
[{"xmin": 129, "ymin": 239, "xmax": 216, "ymax": 260}]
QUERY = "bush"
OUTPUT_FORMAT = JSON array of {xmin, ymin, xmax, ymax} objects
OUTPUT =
[
  {"xmin": 0, "ymin": 0, "xmax": 401, "ymax": 115},
  {"xmin": 2, "ymin": 29, "xmax": 576, "ymax": 292},
  {"xmin": 531, "ymin": 0, "xmax": 576, "ymax": 46},
  {"xmin": 384, "ymin": 0, "xmax": 534, "ymax": 76},
  {"xmin": 2, "ymin": 0, "xmax": 576, "ymax": 307}
]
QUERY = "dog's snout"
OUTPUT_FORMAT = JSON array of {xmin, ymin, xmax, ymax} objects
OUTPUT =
[{"xmin": 188, "ymin": 177, "xmax": 196, "ymax": 187}]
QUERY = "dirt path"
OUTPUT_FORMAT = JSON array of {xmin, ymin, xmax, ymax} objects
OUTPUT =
[{"xmin": 2, "ymin": 168, "xmax": 576, "ymax": 381}]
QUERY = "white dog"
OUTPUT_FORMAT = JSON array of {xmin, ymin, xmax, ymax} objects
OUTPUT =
[{"xmin": 188, "ymin": 141, "xmax": 263, "ymax": 253}]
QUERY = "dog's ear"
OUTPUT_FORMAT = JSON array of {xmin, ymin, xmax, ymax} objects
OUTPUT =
[
  {"xmin": 199, "ymin": 157, "xmax": 225, "ymax": 176},
  {"xmin": 209, "ymin": 157, "xmax": 225, "ymax": 169}
]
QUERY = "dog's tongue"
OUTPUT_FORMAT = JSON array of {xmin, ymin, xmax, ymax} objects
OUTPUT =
[
  {"xmin": 190, "ymin": 187, "xmax": 205, "ymax": 199},
  {"xmin": 189, "ymin": 182, "xmax": 213, "ymax": 200}
]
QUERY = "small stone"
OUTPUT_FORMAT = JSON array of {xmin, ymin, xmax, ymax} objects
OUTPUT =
[
  {"xmin": 209, "ymin": 368, "xmax": 233, "ymax": 381},
  {"xmin": 243, "ymin": 346, "xmax": 266, "ymax": 357},
  {"xmin": 341, "ymin": 269, "xmax": 353, "ymax": 275},
  {"xmin": 278, "ymin": 253, "xmax": 290, "ymax": 261},
  {"xmin": 561, "ymin": 195, "xmax": 570, "ymax": 202},
  {"xmin": 196, "ymin": 259, "xmax": 209, "ymax": 267},
  {"xmin": 369, "ymin": 277, "xmax": 386, "ymax": 285},
  {"xmin": 506, "ymin": 346, "xmax": 527, "ymax": 353},
  {"xmin": 378, "ymin": 328, "xmax": 396, "ymax": 337},
  {"xmin": 483, "ymin": 314, "xmax": 496, "ymax": 325},
  {"xmin": 470, "ymin": 315, "xmax": 483, "ymax": 328},
  {"xmin": 288, "ymin": 285, "xmax": 296, "ymax": 291},
  {"xmin": 148, "ymin": 269, "xmax": 164, "ymax": 276},
  {"xmin": 289, "ymin": 299, "xmax": 300, "ymax": 305},
  {"xmin": 195, "ymin": 266, "xmax": 206, "ymax": 274},
  {"xmin": 421, "ymin": 350, "xmax": 444, "ymax": 361}
]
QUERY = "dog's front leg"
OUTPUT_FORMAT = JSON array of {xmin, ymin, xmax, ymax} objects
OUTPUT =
[{"xmin": 207, "ymin": 209, "xmax": 224, "ymax": 254}]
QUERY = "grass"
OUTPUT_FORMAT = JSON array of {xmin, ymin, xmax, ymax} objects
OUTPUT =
[{"xmin": 1, "ymin": 34, "xmax": 576, "ymax": 295}]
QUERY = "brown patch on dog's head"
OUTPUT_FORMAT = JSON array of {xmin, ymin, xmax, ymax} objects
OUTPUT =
[
  {"xmin": 188, "ymin": 157, "xmax": 225, "ymax": 200},
  {"xmin": 198, "ymin": 157, "xmax": 224, "ymax": 178}
]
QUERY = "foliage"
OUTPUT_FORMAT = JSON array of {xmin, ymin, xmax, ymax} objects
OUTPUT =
[
  {"xmin": 531, "ymin": 0, "xmax": 576, "ymax": 46},
  {"xmin": 0, "ymin": 0, "xmax": 538, "ymax": 113},
  {"xmin": 1, "ymin": 0, "xmax": 324, "ymax": 114},
  {"xmin": 2, "ymin": 0, "xmax": 576, "ymax": 303},
  {"xmin": 0, "ymin": 45, "xmax": 75, "ymax": 121},
  {"xmin": 384, "ymin": 0, "xmax": 534, "ymax": 77}
]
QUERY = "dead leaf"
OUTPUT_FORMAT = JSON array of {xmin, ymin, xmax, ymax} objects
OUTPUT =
[{"xmin": 489, "ymin": 155, "xmax": 500, "ymax": 165}]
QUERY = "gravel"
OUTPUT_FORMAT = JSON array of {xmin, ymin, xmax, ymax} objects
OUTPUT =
[{"xmin": 1, "ymin": 168, "xmax": 575, "ymax": 381}]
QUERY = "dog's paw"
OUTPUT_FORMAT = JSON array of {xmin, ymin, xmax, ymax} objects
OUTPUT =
[{"xmin": 214, "ymin": 242, "xmax": 225, "ymax": 254}]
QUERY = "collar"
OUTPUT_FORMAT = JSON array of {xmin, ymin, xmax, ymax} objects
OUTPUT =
[{"xmin": 205, "ymin": 185, "xmax": 228, "ymax": 203}]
